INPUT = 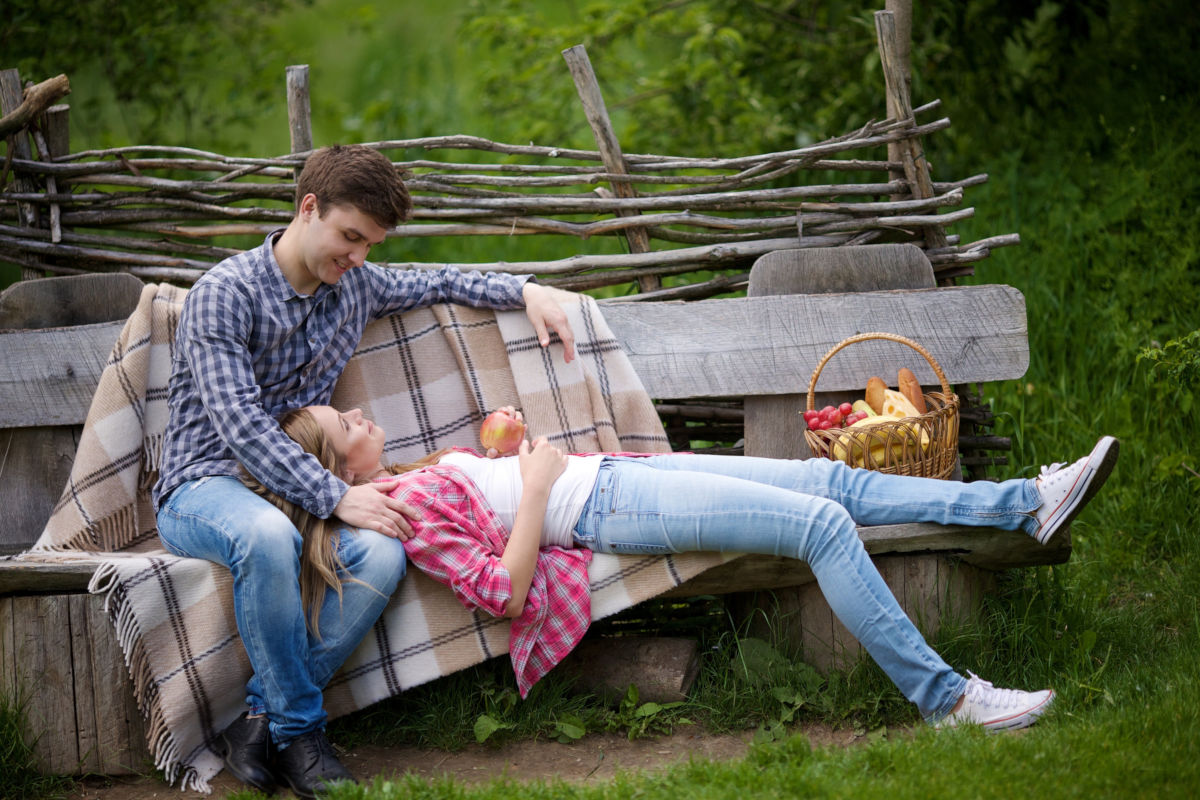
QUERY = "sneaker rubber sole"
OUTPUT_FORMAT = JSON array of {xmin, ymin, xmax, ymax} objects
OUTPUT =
[
  {"xmin": 979, "ymin": 689, "xmax": 1055, "ymax": 732},
  {"xmin": 1036, "ymin": 436, "xmax": 1119, "ymax": 544}
]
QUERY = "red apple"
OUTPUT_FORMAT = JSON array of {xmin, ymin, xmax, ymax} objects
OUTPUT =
[{"xmin": 480, "ymin": 409, "xmax": 527, "ymax": 453}]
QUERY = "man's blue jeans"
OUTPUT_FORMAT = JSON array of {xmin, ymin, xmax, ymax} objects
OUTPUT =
[
  {"xmin": 156, "ymin": 476, "xmax": 407, "ymax": 745},
  {"xmin": 572, "ymin": 454, "xmax": 1042, "ymax": 721}
]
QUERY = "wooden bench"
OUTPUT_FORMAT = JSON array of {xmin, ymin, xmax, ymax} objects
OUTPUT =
[{"xmin": 0, "ymin": 251, "xmax": 1056, "ymax": 774}]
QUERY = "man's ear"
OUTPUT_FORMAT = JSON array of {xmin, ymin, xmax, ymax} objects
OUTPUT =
[
  {"xmin": 341, "ymin": 467, "xmax": 356, "ymax": 484},
  {"xmin": 299, "ymin": 193, "xmax": 319, "ymax": 220}
]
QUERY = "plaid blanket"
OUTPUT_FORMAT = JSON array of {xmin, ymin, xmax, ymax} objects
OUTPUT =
[{"xmin": 24, "ymin": 282, "xmax": 734, "ymax": 792}]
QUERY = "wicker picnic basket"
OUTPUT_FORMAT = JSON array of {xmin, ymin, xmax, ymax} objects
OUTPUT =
[{"xmin": 803, "ymin": 332, "xmax": 959, "ymax": 479}]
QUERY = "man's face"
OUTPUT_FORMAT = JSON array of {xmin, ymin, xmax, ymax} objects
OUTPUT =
[{"xmin": 297, "ymin": 195, "xmax": 390, "ymax": 289}]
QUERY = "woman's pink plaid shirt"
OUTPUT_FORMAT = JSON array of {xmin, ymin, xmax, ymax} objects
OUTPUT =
[{"xmin": 387, "ymin": 464, "xmax": 593, "ymax": 696}]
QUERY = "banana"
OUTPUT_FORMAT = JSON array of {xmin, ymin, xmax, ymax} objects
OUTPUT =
[
  {"xmin": 831, "ymin": 415, "xmax": 929, "ymax": 466},
  {"xmin": 851, "ymin": 399, "xmax": 877, "ymax": 417}
]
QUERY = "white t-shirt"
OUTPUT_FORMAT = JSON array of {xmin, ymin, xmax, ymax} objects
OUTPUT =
[{"xmin": 437, "ymin": 451, "xmax": 606, "ymax": 548}]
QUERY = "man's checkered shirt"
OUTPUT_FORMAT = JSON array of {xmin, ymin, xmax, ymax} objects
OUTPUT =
[{"xmin": 153, "ymin": 233, "xmax": 528, "ymax": 518}]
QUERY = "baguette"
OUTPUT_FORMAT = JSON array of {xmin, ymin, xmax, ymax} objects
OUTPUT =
[{"xmin": 897, "ymin": 367, "xmax": 927, "ymax": 414}]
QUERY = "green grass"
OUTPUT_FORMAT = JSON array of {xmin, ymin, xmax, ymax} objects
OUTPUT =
[
  {"xmin": 315, "ymin": 646, "xmax": 1200, "ymax": 800},
  {"xmin": 0, "ymin": 692, "xmax": 72, "ymax": 800}
]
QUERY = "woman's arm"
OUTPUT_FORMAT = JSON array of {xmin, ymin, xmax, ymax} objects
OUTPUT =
[{"xmin": 499, "ymin": 437, "xmax": 568, "ymax": 617}]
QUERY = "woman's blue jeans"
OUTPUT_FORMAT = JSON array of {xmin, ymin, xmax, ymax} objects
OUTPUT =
[
  {"xmin": 572, "ymin": 454, "xmax": 1041, "ymax": 721},
  {"xmin": 156, "ymin": 476, "xmax": 407, "ymax": 745}
]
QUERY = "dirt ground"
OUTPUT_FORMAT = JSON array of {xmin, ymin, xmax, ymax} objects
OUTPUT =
[{"xmin": 66, "ymin": 724, "xmax": 871, "ymax": 799}]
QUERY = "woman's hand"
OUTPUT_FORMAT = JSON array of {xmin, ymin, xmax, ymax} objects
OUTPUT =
[
  {"xmin": 518, "ymin": 436, "xmax": 567, "ymax": 494},
  {"xmin": 502, "ymin": 436, "xmax": 567, "ymax": 618}
]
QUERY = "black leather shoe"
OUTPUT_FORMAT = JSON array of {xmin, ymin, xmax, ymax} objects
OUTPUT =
[
  {"xmin": 275, "ymin": 729, "xmax": 355, "ymax": 799},
  {"xmin": 217, "ymin": 712, "xmax": 277, "ymax": 794}
]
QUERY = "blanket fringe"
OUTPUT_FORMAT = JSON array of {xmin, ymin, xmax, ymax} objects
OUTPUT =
[
  {"xmin": 90, "ymin": 566, "xmax": 205, "ymax": 793},
  {"xmin": 36, "ymin": 506, "xmax": 138, "ymax": 553},
  {"xmin": 139, "ymin": 434, "xmax": 163, "ymax": 491}
]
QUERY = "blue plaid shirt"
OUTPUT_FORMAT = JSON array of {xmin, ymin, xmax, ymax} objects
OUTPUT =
[{"xmin": 153, "ymin": 233, "xmax": 530, "ymax": 518}]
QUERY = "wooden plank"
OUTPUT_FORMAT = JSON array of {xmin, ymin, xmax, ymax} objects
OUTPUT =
[
  {"xmin": 14, "ymin": 594, "xmax": 79, "ymax": 773},
  {"xmin": 662, "ymin": 522, "xmax": 1069, "ymax": 597},
  {"xmin": 0, "ymin": 287, "xmax": 1024, "ymax": 427},
  {"xmin": 1, "ymin": 521, "xmax": 1068, "ymax": 596},
  {"xmin": 68, "ymin": 594, "xmax": 100, "ymax": 773},
  {"xmin": 737, "ymin": 552, "xmax": 997, "ymax": 674},
  {"xmin": 748, "ymin": 244, "xmax": 935, "ymax": 295},
  {"xmin": 744, "ymin": 245, "xmax": 936, "ymax": 460},
  {"xmin": 0, "ymin": 273, "xmax": 143, "ymax": 329},
  {"xmin": 0, "ymin": 426, "xmax": 79, "ymax": 554},
  {"xmin": 0, "ymin": 320, "xmax": 122, "ymax": 428},
  {"xmin": 0, "ymin": 592, "xmax": 147, "ymax": 775},
  {"xmin": 603, "ymin": 284, "xmax": 1028, "ymax": 399},
  {"xmin": 82, "ymin": 592, "xmax": 148, "ymax": 774},
  {"xmin": 0, "ymin": 559, "xmax": 104, "ymax": 593},
  {"xmin": 0, "ymin": 596, "xmax": 15, "ymax": 701}
]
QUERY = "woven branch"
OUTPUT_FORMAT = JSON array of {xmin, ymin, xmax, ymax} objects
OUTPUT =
[{"xmin": 0, "ymin": 99, "xmax": 1011, "ymax": 294}]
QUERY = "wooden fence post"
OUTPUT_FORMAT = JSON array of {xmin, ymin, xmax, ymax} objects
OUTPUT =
[
  {"xmin": 562, "ymin": 45, "xmax": 660, "ymax": 292},
  {"xmin": 0, "ymin": 68, "xmax": 41, "ymax": 279},
  {"xmin": 875, "ymin": 10, "xmax": 948, "ymax": 252},
  {"xmin": 884, "ymin": 0, "xmax": 913, "ymax": 195},
  {"xmin": 286, "ymin": 64, "xmax": 313, "ymax": 180}
]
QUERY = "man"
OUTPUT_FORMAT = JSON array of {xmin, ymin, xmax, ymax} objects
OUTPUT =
[{"xmin": 152, "ymin": 144, "xmax": 575, "ymax": 798}]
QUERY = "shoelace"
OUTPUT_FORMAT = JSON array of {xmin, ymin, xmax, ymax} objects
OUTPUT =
[
  {"xmin": 290, "ymin": 732, "xmax": 336, "ymax": 768},
  {"xmin": 964, "ymin": 671, "xmax": 1027, "ymax": 711},
  {"xmin": 1036, "ymin": 461, "xmax": 1071, "ymax": 490}
]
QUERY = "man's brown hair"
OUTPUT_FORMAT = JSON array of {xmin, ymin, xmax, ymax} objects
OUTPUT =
[{"xmin": 295, "ymin": 144, "xmax": 412, "ymax": 228}]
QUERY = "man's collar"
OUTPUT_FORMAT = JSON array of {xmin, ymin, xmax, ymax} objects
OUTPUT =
[{"xmin": 262, "ymin": 229, "xmax": 341, "ymax": 302}]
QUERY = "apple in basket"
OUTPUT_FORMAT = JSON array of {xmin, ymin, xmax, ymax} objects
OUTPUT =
[{"xmin": 480, "ymin": 409, "xmax": 527, "ymax": 454}]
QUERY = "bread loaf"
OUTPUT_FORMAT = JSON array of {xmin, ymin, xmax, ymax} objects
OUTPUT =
[
  {"xmin": 865, "ymin": 376, "xmax": 887, "ymax": 415},
  {"xmin": 897, "ymin": 367, "xmax": 927, "ymax": 414}
]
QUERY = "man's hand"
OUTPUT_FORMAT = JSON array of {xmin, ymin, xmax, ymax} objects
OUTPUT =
[
  {"xmin": 333, "ymin": 480, "xmax": 420, "ymax": 541},
  {"xmin": 522, "ymin": 283, "xmax": 577, "ymax": 363}
]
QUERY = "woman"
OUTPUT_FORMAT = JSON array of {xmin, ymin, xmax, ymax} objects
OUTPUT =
[{"xmin": 248, "ymin": 404, "xmax": 1118, "ymax": 732}]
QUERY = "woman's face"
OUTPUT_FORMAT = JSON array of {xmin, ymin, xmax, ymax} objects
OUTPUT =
[{"xmin": 308, "ymin": 405, "xmax": 386, "ymax": 481}]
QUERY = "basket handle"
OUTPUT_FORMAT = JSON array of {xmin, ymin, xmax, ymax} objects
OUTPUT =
[{"xmin": 805, "ymin": 332, "xmax": 952, "ymax": 411}]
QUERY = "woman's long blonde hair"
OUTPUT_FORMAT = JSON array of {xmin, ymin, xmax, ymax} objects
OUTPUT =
[{"xmin": 240, "ymin": 408, "xmax": 444, "ymax": 638}]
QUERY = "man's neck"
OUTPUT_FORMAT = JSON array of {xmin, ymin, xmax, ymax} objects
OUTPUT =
[{"xmin": 272, "ymin": 220, "xmax": 318, "ymax": 295}]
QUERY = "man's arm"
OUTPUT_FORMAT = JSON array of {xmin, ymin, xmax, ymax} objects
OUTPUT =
[{"xmin": 178, "ymin": 282, "xmax": 355, "ymax": 519}]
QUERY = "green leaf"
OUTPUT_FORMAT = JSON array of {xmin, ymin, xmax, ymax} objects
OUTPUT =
[
  {"xmin": 473, "ymin": 714, "xmax": 512, "ymax": 743},
  {"xmin": 553, "ymin": 715, "xmax": 587, "ymax": 742}
]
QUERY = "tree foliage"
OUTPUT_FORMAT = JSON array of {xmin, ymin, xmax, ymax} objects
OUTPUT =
[
  {"xmin": 460, "ymin": 0, "xmax": 1200, "ymax": 169},
  {"xmin": 2, "ymin": 0, "xmax": 306, "ymax": 147}
]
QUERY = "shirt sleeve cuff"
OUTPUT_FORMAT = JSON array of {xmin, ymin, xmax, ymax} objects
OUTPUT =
[
  {"xmin": 474, "ymin": 562, "xmax": 514, "ymax": 617},
  {"xmin": 311, "ymin": 474, "xmax": 350, "ymax": 519}
]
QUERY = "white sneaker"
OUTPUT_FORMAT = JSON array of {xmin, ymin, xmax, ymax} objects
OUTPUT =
[
  {"xmin": 938, "ymin": 672, "xmax": 1055, "ymax": 732},
  {"xmin": 1033, "ymin": 435, "xmax": 1119, "ymax": 544}
]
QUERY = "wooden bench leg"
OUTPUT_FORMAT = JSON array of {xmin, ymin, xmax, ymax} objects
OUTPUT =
[
  {"xmin": 0, "ymin": 592, "xmax": 150, "ymax": 775},
  {"xmin": 730, "ymin": 554, "xmax": 997, "ymax": 673}
]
